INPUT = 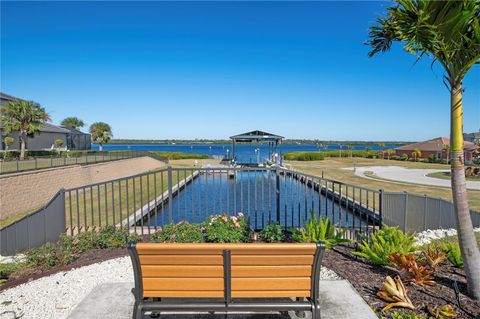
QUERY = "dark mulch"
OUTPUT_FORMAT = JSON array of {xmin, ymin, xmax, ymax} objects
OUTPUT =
[
  {"xmin": 0, "ymin": 248, "xmax": 128, "ymax": 292},
  {"xmin": 323, "ymin": 244, "xmax": 480, "ymax": 319}
]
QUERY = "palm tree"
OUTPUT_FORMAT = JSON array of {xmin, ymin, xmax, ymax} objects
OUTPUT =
[
  {"xmin": 348, "ymin": 144, "xmax": 354, "ymax": 158},
  {"xmin": 1, "ymin": 100, "xmax": 50, "ymax": 160},
  {"xmin": 386, "ymin": 149, "xmax": 394, "ymax": 160},
  {"xmin": 61, "ymin": 117, "xmax": 85, "ymax": 129},
  {"xmin": 368, "ymin": 0, "xmax": 480, "ymax": 298},
  {"xmin": 443, "ymin": 144, "xmax": 451, "ymax": 163},
  {"xmin": 89, "ymin": 122, "xmax": 112, "ymax": 151},
  {"xmin": 412, "ymin": 148, "xmax": 422, "ymax": 162},
  {"xmin": 377, "ymin": 142, "xmax": 386, "ymax": 158}
]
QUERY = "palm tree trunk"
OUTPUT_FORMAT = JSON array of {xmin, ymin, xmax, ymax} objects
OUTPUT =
[
  {"xmin": 19, "ymin": 132, "xmax": 26, "ymax": 160},
  {"xmin": 450, "ymin": 83, "xmax": 480, "ymax": 299}
]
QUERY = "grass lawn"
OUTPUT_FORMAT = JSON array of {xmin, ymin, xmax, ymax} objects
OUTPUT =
[
  {"xmin": 426, "ymin": 171, "xmax": 480, "ymax": 182},
  {"xmin": 0, "ymin": 153, "xmax": 133, "ymax": 174},
  {"xmin": 286, "ymin": 157, "xmax": 480, "ymax": 211}
]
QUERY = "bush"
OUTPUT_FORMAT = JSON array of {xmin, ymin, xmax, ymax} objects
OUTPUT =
[
  {"xmin": 380, "ymin": 310, "xmax": 427, "ymax": 319},
  {"xmin": 441, "ymin": 241, "xmax": 463, "ymax": 268},
  {"xmin": 259, "ymin": 222, "xmax": 284, "ymax": 242},
  {"xmin": 291, "ymin": 211, "xmax": 349, "ymax": 248},
  {"xmin": 284, "ymin": 152, "xmax": 325, "ymax": 161},
  {"xmin": 151, "ymin": 222, "xmax": 205, "ymax": 243},
  {"xmin": 203, "ymin": 213, "xmax": 250, "ymax": 243},
  {"xmin": 150, "ymin": 151, "xmax": 209, "ymax": 160},
  {"xmin": 0, "ymin": 262, "xmax": 22, "ymax": 283},
  {"xmin": 353, "ymin": 226, "xmax": 417, "ymax": 265},
  {"xmin": 400, "ymin": 154, "xmax": 409, "ymax": 161}
]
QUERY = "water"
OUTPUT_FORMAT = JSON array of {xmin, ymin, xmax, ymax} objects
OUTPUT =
[
  {"xmin": 147, "ymin": 171, "xmax": 369, "ymax": 230},
  {"xmin": 92, "ymin": 143, "xmax": 400, "ymax": 164}
]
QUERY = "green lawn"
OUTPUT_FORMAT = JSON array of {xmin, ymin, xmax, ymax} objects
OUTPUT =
[{"xmin": 426, "ymin": 171, "xmax": 479, "ymax": 182}]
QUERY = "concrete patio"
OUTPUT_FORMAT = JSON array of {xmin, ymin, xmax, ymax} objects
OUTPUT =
[{"xmin": 67, "ymin": 280, "xmax": 378, "ymax": 319}]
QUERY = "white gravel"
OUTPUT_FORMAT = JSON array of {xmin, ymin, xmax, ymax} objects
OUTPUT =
[
  {"xmin": 414, "ymin": 227, "xmax": 480, "ymax": 247},
  {"xmin": 0, "ymin": 256, "xmax": 340, "ymax": 319}
]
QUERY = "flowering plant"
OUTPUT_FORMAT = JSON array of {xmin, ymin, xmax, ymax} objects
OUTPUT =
[{"xmin": 203, "ymin": 212, "xmax": 250, "ymax": 243}]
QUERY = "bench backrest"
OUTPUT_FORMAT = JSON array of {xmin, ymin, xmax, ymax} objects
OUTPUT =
[{"xmin": 129, "ymin": 242, "xmax": 325, "ymax": 300}]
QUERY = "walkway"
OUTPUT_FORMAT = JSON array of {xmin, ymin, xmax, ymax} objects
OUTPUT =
[
  {"xmin": 67, "ymin": 281, "xmax": 377, "ymax": 319},
  {"xmin": 349, "ymin": 166, "xmax": 480, "ymax": 190}
]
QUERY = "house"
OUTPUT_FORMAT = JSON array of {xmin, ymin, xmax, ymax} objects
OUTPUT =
[
  {"xmin": 395, "ymin": 137, "xmax": 477, "ymax": 163},
  {"xmin": 464, "ymin": 131, "xmax": 480, "ymax": 144},
  {"xmin": 0, "ymin": 92, "xmax": 91, "ymax": 151}
]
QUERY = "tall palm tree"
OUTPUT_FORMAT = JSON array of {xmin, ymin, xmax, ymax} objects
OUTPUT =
[
  {"xmin": 89, "ymin": 122, "xmax": 112, "ymax": 151},
  {"xmin": 386, "ymin": 149, "xmax": 394, "ymax": 160},
  {"xmin": 61, "ymin": 117, "xmax": 85, "ymax": 129},
  {"xmin": 368, "ymin": 0, "xmax": 480, "ymax": 298},
  {"xmin": 1, "ymin": 100, "xmax": 50, "ymax": 160},
  {"xmin": 412, "ymin": 148, "xmax": 422, "ymax": 162},
  {"xmin": 377, "ymin": 142, "xmax": 386, "ymax": 158},
  {"xmin": 443, "ymin": 144, "xmax": 451, "ymax": 163},
  {"xmin": 348, "ymin": 144, "xmax": 354, "ymax": 158}
]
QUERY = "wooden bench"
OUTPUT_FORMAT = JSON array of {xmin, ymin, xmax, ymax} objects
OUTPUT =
[{"xmin": 128, "ymin": 242, "xmax": 325, "ymax": 319}]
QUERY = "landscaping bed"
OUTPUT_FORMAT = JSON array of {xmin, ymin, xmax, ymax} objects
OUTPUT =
[{"xmin": 323, "ymin": 244, "xmax": 480, "ymax": 319}]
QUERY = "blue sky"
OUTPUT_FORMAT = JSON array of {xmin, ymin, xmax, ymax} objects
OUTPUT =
[{"xmin": 1, "ymin": 1, "xmax": 479, "ymax": 141}]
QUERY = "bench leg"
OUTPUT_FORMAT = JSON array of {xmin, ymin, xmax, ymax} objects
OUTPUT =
[
  {"xmin": 312, "ymin": 302, "xmax": 321, "ymax": 319},
  {"xmin": 132, "ymin": 301, "xmax": 142, "ymax": 319}
]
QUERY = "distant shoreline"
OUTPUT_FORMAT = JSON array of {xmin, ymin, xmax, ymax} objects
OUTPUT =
[{"xmin": 105, "ymin": 139, "xmax": 411, "ymax": 145}]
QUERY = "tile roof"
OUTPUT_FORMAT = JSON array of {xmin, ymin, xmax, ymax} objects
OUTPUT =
[{"xmin": 396, "ymin": 137, "xmax": 476, "ymax": 151}]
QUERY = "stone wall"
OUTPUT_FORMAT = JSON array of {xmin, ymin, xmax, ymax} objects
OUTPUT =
[{"xmin": 0, "ymin": 157, "xmax": 166, "ymax": 221}]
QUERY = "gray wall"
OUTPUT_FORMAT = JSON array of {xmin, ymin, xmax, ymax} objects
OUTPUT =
[
  {"xmin": 1, "ymin": 129, "xmax": 91, "ymax": 151},
  {"xmin": 0, "ymin": 190, "xmax": 66, "ymax": 256}
]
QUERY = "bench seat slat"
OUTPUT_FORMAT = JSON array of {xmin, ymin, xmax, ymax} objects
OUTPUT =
[
  {"xmin": 232, "ymin": 290, "xmax": 311, "ymax": 298},
  {"xmin": 135, "ymin": 243, "xmax": 316, "ymax": 255},
  {"xmin": 231, "ymin": 265, "xmax": 312, "ymax": 277},
  {"xmin": 231, "ymin": 255, "xmax": 314, "ymax": 265},
  {"xmin": 232, "ymin": 277, "xmax": 311, "ymax": 291},
  {"xmin": 143, "ymin": 290, "xmax": 224, "ymax": 298},
  {"xmin": 139, "ymin": 255, "xmax": 223, "ymax": 265},
  {"xmin": 143, "ymin": 278, "xmax": 223, "ymax": 291},
  {"xmin": 141, "ymin": 265, "xmax": 223, "ymax": 277}
]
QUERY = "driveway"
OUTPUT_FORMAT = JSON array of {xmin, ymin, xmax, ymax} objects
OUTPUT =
[{"xmin": 348, "ymin": 166, "xmax": 480, "ymax": 190}]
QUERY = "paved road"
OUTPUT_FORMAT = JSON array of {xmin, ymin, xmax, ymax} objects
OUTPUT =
[{"xmin": 349, "ymin": 166, "xmax": 480, "ymax": 190}]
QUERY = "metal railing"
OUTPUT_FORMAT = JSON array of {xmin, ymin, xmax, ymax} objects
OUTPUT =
[
  {"xmin": 64, "ymin": 167, "xmax": 383, "ymax": 240},
  {"xmin": 0, "ymin": 151, "xmax": 169, "ymax": 175},
  {"xmin": 383, "ymin": 192, "xmax": 480, "ymax": 233}
]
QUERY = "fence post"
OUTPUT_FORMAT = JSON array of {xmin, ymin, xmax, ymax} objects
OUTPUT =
[
  {"xmin": 378, "ymin": 189, "xmax": 383, "ymax": 229},
  {"xmin": 35, "ymin": 157, "xmax": 38, "ymax": 170},
  {"xmin": 275, "ymin": 167, "xmax": 281, "ymax": 223},
  {"xmin": 403, "ymin": 192, "xmax": 408, "ymax": 233},
  {"xmin": 168, "ymin": 166, "xmax": 173, "ymax": 223},
  {"xmin": 51, "ymin": 155, "xmax": 53, "ymax": 168},
  {"xmin": 16, "ymin": 158, "xmax": 19, "ymax": 172},
  {"xmin": 423, "ymin": 195, "xmax": 428, "ymax": 231}
]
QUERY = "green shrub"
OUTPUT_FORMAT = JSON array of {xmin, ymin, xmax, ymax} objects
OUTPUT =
[
  {"xmin": 25, "ymin": 243, "xmax": 63, "ymax": 270},
  {"xmin": 151, "ymin": 222, "xmax": 205, "ymax": 243},
  {"xmin": 284, "ymin": 152, "xmax": 325, "ymax": 161},
  {"xmin": 291, "ymin": 211, "xmax": 349, "ymax": 248},
  {"xmin": 400, "ymin": 153, "xmax": 409, "ymax": 161},
  {"xmin": 96, "ymin": 226, "xmax": 140, "ymax": 249},
  {"xmin": 150, "ymin": 151, "xmax": 209, "ymax": 160},
  {"xmin": 441, "ymin": 241, "xmax": 463, "ymax": 268},
  {"xmin": 353, "ymin": 226, "xmax": 417, "ymax": 265},
  {"xmin": 380, "ymin": 310, "xmax": 427, "ymax": 319},
  {"xmin": 203, "ymin": 213, "xmax": 250, "ymax": 243},
  {"xmin": 259, "ymin": 222, "xmax": 284, "ymax": 242},
  {"xmin": 0, "ymin": 262, "xmax": 23, "ymax": 283}
]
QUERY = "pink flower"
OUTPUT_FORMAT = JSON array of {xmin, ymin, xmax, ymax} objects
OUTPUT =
[
  {"xmin": 237, "ymin": 212, "xmax": 244, "ymax": 217},
  {"xmin": 252, "ymin": 233, "xmax": 258, "ymax": 241},
  {"xmin": 222, "ymin": 215, "xmax": 228, "ymax": 222}
]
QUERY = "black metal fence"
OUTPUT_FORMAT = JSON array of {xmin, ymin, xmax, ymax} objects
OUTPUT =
[
  {"xmin": 0, "ymin": 190, "xmax": 66, "ymax": 255},
  {"xmin": 383, "ymin": 192, "xmax": 480, "ymax": 233},
  {"xmin": 0, "ymin": 151, "xmax": 168, "ymax": 175},
  {"xmin": 63, "ymin": 167, "xmax": 383, "ymax": 241}
]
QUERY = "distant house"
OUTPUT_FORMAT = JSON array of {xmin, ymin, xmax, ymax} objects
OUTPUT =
[
  {"xmin": 464, "ymin": 131, "xmax": 480, "ymax": 144},
  {"xmin": 395, "ymin": 137, "xmax": 477, "ymax": 163},
  {"xmin": 0, "ymin": 92, "xmax": 91, "ymax": 151}
]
